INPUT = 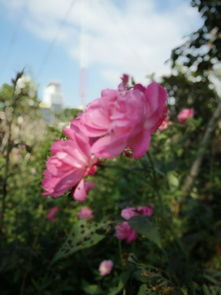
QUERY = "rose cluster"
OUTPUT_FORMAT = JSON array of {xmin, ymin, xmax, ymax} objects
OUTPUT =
[{"xmin": 42, "ymin": 75, "xmax": 167, "ymax": 200}]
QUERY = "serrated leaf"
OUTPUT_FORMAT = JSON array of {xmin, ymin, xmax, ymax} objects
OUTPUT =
[
  {"xmin": 51, "ymin": 220, "xmax": 110, "ymax": 264},
  {"xmin": 128, "ymin": 216, "xmax": 161, "ymax": 248}
]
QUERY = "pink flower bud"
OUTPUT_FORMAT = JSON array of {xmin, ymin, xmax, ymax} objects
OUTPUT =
[
  {"xmin": 115, "ymin": 221, "xmax": 138, "ymax": 243},
  {"xmin": 99, "ymin": 260, "xmax": 114, "ymax": 276},
  {"xmin": 77, "ymin": 207, "xmax": 94, "ymax": 219},
  {"xmin": 158, "ymin": 116, "xmax": 169, "ymax": 130},
  {"xmin": 178, "ymin": 108, "xmax": 194, "ymax": 123},
  {"xmin": 47, "ymin": 207, "xmax": 59, "ymax": 221},
  {"xmin": 121, "ymin": 206, "xmax": 153, "ymax": 220}
]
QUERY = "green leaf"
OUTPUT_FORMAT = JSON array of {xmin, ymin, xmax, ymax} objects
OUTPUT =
[
  {"xmin": 82, "ymin": 282, "xmax": 103, "ymax": 295},
  {"xmin": 108, "ymin": 281, "xmax": 124, "ymax": 295},
  {"xmin": 137, "ymin": 284, "xmax": 148, "ymax": 295},
  {"xmin": 202, "ymin": 284, "xmax": 212, "ymax": 295},
  {"xmin": 51, "ymin": 220, "xmax": 110, "ymax": 264},
  {"xmin": 167, "ymin": 172, "xmax": 179, "ymax": 188},
  {"xmin": 128, "ymin": 216, "xmax": 161, "ymax": 248}
]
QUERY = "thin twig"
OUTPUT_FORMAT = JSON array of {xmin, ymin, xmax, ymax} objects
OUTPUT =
[
  {"xmin": 0, "ymin": 72, "xmax": 23, "ymax": 233},
  {"xmin": 181, "ymin": 99, "xmax": 221, "ymax": 198}
]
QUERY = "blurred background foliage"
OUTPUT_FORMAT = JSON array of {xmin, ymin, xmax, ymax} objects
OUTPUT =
[{"xmin": 1, "ymin": 0, "xmax": 221, "ymax": 294}]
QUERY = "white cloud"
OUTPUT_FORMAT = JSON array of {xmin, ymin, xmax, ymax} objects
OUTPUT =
[{"xmin": 1, "ymin": 0, "xmax": 201, "ymax": 85}]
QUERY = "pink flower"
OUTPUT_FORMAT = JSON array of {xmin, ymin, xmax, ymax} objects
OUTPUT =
[
  {"xmin": 77, "ymin": 207, "xmax": 94, "ymax": 219},
  {"xmin": 177, "ymin": 108, "xmax": 194, "ymax": 123},
  {"xmin": 139, "ymin": 206, "xmax": 153, "ymax": 217},
  {"xmin": 158, "ymin": 116, "xmax": 169, "ymax": 130},
  {"xmin": 121, "ymin": 208, "xmax": 138, "ymax": 220},
  {"xmin": 42, "ymin": 75, "xmax": 167, "ymax": 201},
  {"xmin": 73, "ymin": 78, "xmax": 167, "ymax": 159},
  {"xmin": 42, "ymin": 132, "xmax": 97, "ymax": 198},
  {"xmin": 121, "ymin": 206, "xmax": 153, "ymax": 220},
  {"xmin": 47, "ymin": 207, "xmax": 59, "ymax": 221},
  {"xmin": 115, "ymin": 221, "xmax": 138, "ymax": 243},
  {"xmin": 73, "ymin": 180, "xmax": 96, "ymax": 202},
  {"xmin": 99, "ymin": 260, "xmax": 114, "ymax": 276}
]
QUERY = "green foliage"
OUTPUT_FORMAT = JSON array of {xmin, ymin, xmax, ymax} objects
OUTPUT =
[
  {"xmin": 171, "ymin": 0, "xmax": 221, "ymax": 77},
  {"xmin": 0, "ymin": 72, "xmax": 221, "ymax": 294},
  {"xmin": 54, "ymin": 107, "xmax": 82, "ymax": 122},
  {"xmin": 128, "ymin": 216, "xmax": 161, "ymax": 248},
  {"xmin": 52, "ymin": 220, "xmax": 110, "ymax": 264},
  {"xmin": 1, "ymin": 3, "xmax": 221, "ymax": 292}
]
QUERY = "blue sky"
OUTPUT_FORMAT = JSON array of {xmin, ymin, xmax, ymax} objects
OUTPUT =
[{"xmin": 0, "ymin": 0, "xmax": 201, "ymax": 108}]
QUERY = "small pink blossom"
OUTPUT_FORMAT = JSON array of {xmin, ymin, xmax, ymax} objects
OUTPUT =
[
  {"xmin": 115, "ymin": 221, "xmax": 138, "ymax": 243},
  {"xmin": 121, "ymin": 206, "xmax": 153, "ymax": 220},
  {"xmin": 77, "ymin": 207, "xmax": 94, "ymax": 219},
  {"xmin": 47, "ymin": 207, "xmax": 59, "ymax": 221},
  {"xmin": 178, "ymin": 108, "xmax": 194, "ymax": 123},
  {"xmin": 139, "ymin": 206, "xmax": 153, "ymax": 217},
  {"xmin": 99, "ymin": 260, "xmax": 114, "ymax": 276},
  {"xmin": 73, "ymin": 180, "xmax": 96, "ymax": 202},
  {"xmin": 158, "ymin": 116, "xmax": 169, "ymax": 130}
]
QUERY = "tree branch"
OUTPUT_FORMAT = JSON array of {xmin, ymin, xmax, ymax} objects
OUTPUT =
[{"xmin": 181, "ymin": 99, "xmax": 221, "ymax": 198}]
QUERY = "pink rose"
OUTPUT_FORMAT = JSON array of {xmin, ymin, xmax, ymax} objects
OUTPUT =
[
  {"xmin": 73, "ymin": 78, "xmax": 167, "ymax": 159},
  {"xmin": 42, "ymin": 75, "xmax": 167, "ymax": 201},
  {"xmin": 121, "ymin": 206, "xmax": 153, "ymax": 220},
  {"xmin": 99, "ymin": 260, "xmax": 114, "ymax": 276},
  {"xmin": 47, "ymin": 207, "xmax": 59, "ymax": 221},
  {"xmin": 42, "ymin": 132, "xmax": 97, "ymax": 198},
  {"xmin": 177, "ymin": 108, "xmax": 194, "ymax": 123},
  {"xmin": 115, "ymin": 221, "xmax": 138, "ymax": 243},
  {"xmin": 77, "ymin": 207, "xmax": 94, "ymax": 219}
]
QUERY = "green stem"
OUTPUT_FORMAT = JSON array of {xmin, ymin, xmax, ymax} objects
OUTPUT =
[
  {"xmin": 146, "ymin": 152, "xmax": 188, "ymax": 259},
  {"xmin": 146, "ymin": 152, "xmax": 164, "ymax": 213},
  {"xmin": 118, "ymin": 240, "xmax": 123, "ymax": 266}
]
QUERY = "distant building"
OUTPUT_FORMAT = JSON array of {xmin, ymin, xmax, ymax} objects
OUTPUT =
[
  {"xmin": 40, "ymin": 82, "xmax": 63, "ymax": 124},
  {"xmin": 43, "ymin": 82, "xmax": 63, "ymax": 111}
]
